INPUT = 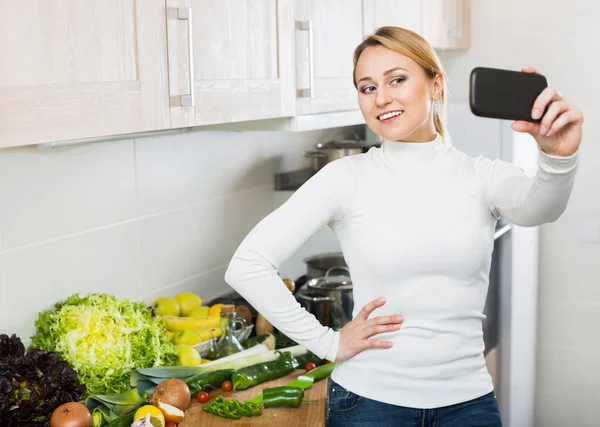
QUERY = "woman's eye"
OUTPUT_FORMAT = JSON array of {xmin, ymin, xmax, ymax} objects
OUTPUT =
[
  {"xmin": 361, "ymin": 86, "xmax": 376, "ymax": 94},
  {"xmin": 391, "ymin": 77, "xmax": 406, "ymax": 85}
]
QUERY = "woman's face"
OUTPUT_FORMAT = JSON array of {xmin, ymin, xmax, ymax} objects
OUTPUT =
[{"xmin": 354, "ymin": 45, "xmax": 442, "ymax": 142}]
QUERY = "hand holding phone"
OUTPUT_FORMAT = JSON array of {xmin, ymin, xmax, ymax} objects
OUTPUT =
[
  {"xmin": 469, "ymin": 67, "xmax": 548, "ymax": 122},
  {"xmin": 469, "ymin": 65, "xmax": 583, "ymax": 157}
]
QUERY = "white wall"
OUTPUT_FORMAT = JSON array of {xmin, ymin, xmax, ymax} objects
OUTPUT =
[
  {"xmin": 439, "ymin": 2, "xmax": 600, "ymax": 426},
  {"xmin": 0, "ymin": 126, "xmax": 353, "ymax": 343}
]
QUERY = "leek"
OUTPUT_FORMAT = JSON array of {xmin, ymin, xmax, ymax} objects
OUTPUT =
[{"xmin": 134, "ymin": 345, "xmax": 308, "ymax": 380}]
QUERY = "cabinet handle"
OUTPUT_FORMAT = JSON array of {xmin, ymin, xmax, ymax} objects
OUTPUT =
[
  {"xmin": 177, "ymin": 7, "xmax": 195, "ymax": 107},
  {"xmin": 447, "ymin": 0, "xmax": 463, "ymax": 40},
  {"xmin": 296, "ymin": 20, "xmax": 315, "ymax": 98}
]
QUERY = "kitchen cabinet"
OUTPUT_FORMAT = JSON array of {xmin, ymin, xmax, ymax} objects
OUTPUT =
[
  {"xmin": 0, "ymin": 0, "xmax": 171, "ymax": 148},
  {"xmin": 294, "ymin": 0, "xmax": 364, "ymax": 115},
  {"xmin": 422, "ymin": 0, "xmax": 470, "ymax": 50},
  {"xmin": 363, "ymin": 0, "xmax": 422, "ymax": 36},
  {"xmin": 166, "ymin": 0, "xmax": 296, "ymax": 128}
]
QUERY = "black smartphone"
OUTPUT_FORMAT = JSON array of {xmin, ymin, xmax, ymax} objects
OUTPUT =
[{"xmin": 469, "ymin": 67, "xmax": 548, "ymax": 122}]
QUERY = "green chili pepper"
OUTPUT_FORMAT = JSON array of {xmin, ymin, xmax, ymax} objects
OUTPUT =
[
  {"xmin": 232, "ymin": 352, "xmax": 296, "ymax": 391},
  {"xmin": 186, "ymin": 369, "xmax": 235, "ymax": 396},
  {"xmin": 262, "ymin": 386, "xmax": 319, "ymax": 408}
]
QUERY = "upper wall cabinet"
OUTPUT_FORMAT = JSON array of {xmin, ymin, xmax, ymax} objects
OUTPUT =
[
  {"xmin": 166, "ymin": 0, "xmax": 296, "ymax": 128},
  {"xmin": 363, "ymin": 0, "xmax": 422, "ymax": 36},
  {"xmin": 294, "ymin": 0, "xmax": 364, "ymax": 116},
  {"xmin": 422, "ymin": 0, "xmax": 470, "ymax": 50},
  {"xmin": 0, "ymin": 0, "xmax": 171, "ymax": 148}
]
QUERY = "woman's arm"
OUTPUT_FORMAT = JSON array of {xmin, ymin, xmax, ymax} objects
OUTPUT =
[
  {"xmin": 225, "ymin": 158, "xmax": 356, "ymax": 361},
  {"xmin": 476, "ymin": 150, "xmax": 578, "ymax": 226},
  {"xmin": 479, "ymin": 66, "xmax": 583, "ymax": 226}
]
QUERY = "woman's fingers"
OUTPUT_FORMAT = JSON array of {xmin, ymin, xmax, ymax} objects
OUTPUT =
[
  {"xmin": 546, "ymin": 109, "xmax": 584, "ymax": 137},
  {"xmin": 532, "ymin": 87, "xmax": 563, "ymax": 120},
  {"xmin": 539, "ymin": 100, "xmax": 570, "ymax": 135},
  {"xmin": 364, "ymin": 323, "xmax": 401, "ymax": 337},
  {"xmin": 367, "ymin": 314, "xmax": 404, "ymax": 326},
  {"xmin": 356, "ymin": 296, "xmax": 387, "ymax": 321},
  {"xmin": 521, "ymin": 65, "xmax": 538, "ymax": 74}
]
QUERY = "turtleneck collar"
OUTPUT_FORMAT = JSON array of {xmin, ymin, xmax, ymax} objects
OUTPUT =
[{"xmin": 380, "ymin": 133, "xmax": 447, "ymax": 169}]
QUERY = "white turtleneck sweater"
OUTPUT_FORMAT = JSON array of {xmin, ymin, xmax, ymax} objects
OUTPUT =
[{"xmin": 225, "ymin": 134, "xmax": 578, "ymax": 408}]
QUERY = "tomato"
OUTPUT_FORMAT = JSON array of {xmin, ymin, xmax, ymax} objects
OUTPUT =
[
  {"xmin": 304, "ymin": 362, "xmax": 317, "ymax": 372},
  {"xmin": 221, "ymin": 380, "xmax": 233, "ymax": 392},
  {"xmin": 325, "ymin": 360, "xmax": 332, "ymax": 364},
  {"xmin": 197, "ymin": 391, "xmax": 209, "ymax": 403},
  {"xmin": 166, "ymin": 423, "xmax": 177, "ymax": 427}
]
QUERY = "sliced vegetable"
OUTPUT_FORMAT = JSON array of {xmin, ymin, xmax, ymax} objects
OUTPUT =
[
  {"xmin": 202, "ymin": 396, "xmax": 261, "ymax": 420},
  {"xmin": 231, "ymin": 352, "xmax": 296, "ymax": 391},
  {"xmin": 262, "ymin": 386, "xmax": 318, "ymax": 408}
]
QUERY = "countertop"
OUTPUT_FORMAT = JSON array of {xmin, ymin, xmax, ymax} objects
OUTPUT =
[{"xmin": 179, "ymin": 369, "xmax": 328, "ymax": 427}]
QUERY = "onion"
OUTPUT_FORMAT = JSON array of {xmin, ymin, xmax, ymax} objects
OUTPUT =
[
  {"xmin": 149, "ymin": 378, "xmax": 191, "ymax": 411},
  {"xmin": 50, "ymin": 402, "xmax": 92, "ymax": 427}
]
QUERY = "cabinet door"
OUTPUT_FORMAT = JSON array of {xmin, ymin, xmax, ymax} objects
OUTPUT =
[
  {"xmin": 0, "ymin": 0, "xmax": 170, "ymax": 148},
  {"xmin": 363, "ymin": 0, "xmax": 422, "ymax": 36},
  {"xmin": 422, "ymin": 0, "xmax": 470, "ymax": 50},
  {"xmin": 167, "ymin": 0, "xmax": 295, "ymax": 128},
  {"xmin": 294, "ymin": 0, "xmax": 364, "ymax": 115}
]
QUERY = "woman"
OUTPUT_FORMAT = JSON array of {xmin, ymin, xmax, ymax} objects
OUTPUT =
[{"xmin": 225, "ymin": 26, "xmax": 582, "ymax": 426}]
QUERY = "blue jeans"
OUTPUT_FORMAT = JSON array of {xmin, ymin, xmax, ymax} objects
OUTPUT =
[{"xmin": 326, "ymin": 378, "xmax": 502, "ymax": 427}]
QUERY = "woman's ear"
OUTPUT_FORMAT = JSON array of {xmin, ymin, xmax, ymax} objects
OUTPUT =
[{"xmin": 432, "ymin": 74, "xmax": 445, "ymax": 100}]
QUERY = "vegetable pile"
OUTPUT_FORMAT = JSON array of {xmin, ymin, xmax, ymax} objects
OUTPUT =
[
  {"xmin": 0, "ymin": 333, "xmax": 85, "ymax": 426},
  {"xmin": 30, "ymin": 293, "xmax": 177, "ymax": 396}
]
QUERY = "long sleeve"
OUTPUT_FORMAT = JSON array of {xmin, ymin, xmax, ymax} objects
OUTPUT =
[
  {"xmin": 476, "ymin": 149, "xmax": 579, "ymax": 226},
  {"xmin": 224, "ymin": 158, "xmax": 356, "ymax": 361}
]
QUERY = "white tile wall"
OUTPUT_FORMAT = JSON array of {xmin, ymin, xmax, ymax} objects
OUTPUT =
[
  {"xmin": 0, "ymin": 140, "xmax": 137, "ymax": 250},
  {"xmin": 0, "ymin": 126, "xmax": 357, "ymax": 342},
  {"xmin": 3, "ymin": 222, "xmax": 139, "ymax": 339}
]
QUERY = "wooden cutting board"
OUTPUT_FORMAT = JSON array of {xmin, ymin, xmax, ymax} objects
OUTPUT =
[{"xmin": 179, "ymin": 369, "xmax": 327, "ymax": 427}]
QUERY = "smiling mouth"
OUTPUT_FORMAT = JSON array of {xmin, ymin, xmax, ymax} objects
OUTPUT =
[{"xmin": 377, "ymin": 110, "xmax": 404, "ymax": 121}]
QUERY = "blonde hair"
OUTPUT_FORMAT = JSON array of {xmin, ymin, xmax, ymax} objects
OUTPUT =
[{"xmin": 353, "ymin": 26, "xmax": 450, "ymax": 145}]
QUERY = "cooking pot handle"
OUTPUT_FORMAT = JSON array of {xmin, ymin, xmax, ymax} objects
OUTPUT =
[
  {"xmin": 324, "ymin": 266, "xmax": 351, "ymax": 281},
  {"xmin": 296, "ymin": 293, "xmax": 332, "ymax": 303}
]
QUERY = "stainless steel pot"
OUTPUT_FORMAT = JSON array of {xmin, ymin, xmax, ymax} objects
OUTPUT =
[
  {"xmin": 303, "ymin": 252, "xmax": 347, "ymax": 278},
  {"xmin": 304, "ymin": 130, "xmax": 364, "ymax": 171},
  {"xmin": 296, "ymin": 266, "xmax": 354, "ymax": 330}
]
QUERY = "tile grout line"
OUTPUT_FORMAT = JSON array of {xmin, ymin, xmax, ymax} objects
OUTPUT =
[
  {"xmin": 152, "ymin": 264, "xmax": 230, "ymax": 294},
  {"xmin": 2, "ymin": 184, "xmax": 274, "ymax": 255}
]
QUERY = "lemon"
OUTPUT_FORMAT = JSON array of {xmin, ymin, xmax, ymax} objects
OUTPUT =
[
  {"xmin": 152, "ymin": 297, "xmax": 180, "ymax": 317},
  {"xmin": 175, "ymin": 292, "xmax": 203, "ymax": 317},
  {"xmin": 188, "ymin": 306, "xmax": 210, "ymax": 317},
  {"xmin": 208, "ymin": 303, "xmax": 224, "ymax": 317},
  {"xmin": 172, "ymin": 329, "xmax": 203, "ymax": 346},
  {"xmin": 134, "ymin": 405, "xmax": 165, "ymax": 427},
  {"xmin": 175, "ymin": 344, "xmax": 203, "ymax": 366}
]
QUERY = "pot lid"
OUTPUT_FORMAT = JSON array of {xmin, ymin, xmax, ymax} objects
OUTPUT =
[{"xmin": 307, "ymin": 266, "xmax": 353, "ymax": 291}]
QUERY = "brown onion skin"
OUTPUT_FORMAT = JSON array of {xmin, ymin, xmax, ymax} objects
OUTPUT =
[
  {"xmin": 50, "ymin": 402, "xmax": 92, "ymax": 427},
  {"xmin": 150, "ymin": 378, "xmax": 191, "ymax": 411}
]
